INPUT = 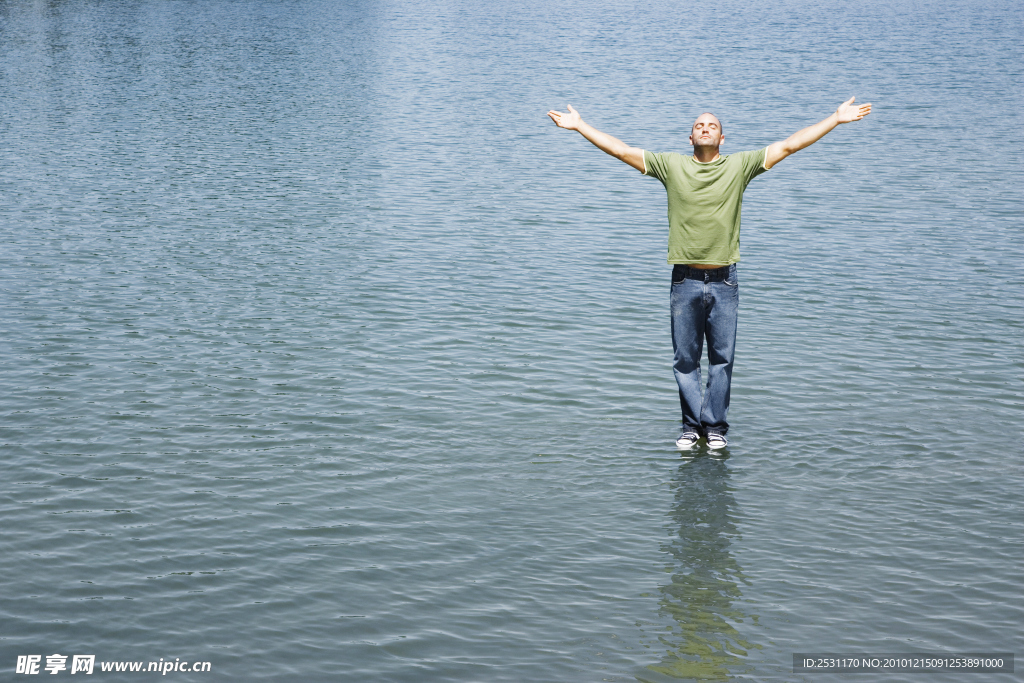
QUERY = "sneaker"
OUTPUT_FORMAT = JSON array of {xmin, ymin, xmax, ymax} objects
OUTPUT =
[
  {"xmin": 706, "ymin": 432, "xmax": 728, "ymax": 450},
  {"xmin": 675, "ymin": 430, "xmax": 699, "ymax": 450}
]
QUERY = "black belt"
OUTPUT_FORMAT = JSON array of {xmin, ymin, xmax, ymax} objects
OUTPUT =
[{"xmin": 672, "ymin": 264, "xmax": 733, "ymax": 282}]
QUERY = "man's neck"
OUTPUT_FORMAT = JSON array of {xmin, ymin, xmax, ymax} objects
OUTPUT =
[{"xmin": 692, "ymin": 145, "xmax": 721, "ymax": 163}]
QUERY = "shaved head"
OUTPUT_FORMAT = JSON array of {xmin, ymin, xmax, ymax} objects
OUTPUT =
[{"xmin": 694, "ymin": 112, "xmax": 723, "ymax": 133}]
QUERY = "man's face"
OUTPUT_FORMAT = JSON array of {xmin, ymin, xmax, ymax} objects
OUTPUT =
[{"xmin": 689, "ymin": 113, "xmax": 723, "ymax": 148}]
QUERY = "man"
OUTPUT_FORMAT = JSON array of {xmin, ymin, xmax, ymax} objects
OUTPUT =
[{"xmin": 547, "ymin": 98, "xmax": 872, "ymax": 450}]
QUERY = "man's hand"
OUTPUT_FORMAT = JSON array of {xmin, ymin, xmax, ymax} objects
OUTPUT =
[
  {"xmin": 836, "ymin": 96, "xmax": 872, "ymax": 124},
  {"xmin": 547, "ymin": 104, "xmax": 582, "ymax": 130}
]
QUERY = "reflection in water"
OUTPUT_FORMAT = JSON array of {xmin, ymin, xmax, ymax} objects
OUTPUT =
[{"xmin": 641, "ymin": 457, "xmax": 759, "ymax": 681}]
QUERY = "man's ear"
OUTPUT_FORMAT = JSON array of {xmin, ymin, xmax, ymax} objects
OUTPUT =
[{"xmin": 719, "ymin": 134, "xmax": 724, "ymax": 146}]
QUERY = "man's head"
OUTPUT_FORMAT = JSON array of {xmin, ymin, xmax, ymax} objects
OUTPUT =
[{"xmin": 689, "ymin": 112, "xmax": 724, "ymax": 151}]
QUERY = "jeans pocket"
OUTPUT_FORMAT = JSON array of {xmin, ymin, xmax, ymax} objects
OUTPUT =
[{"xmin": 723, "ymin": 265, "xmax": 738, "ymax": 287}]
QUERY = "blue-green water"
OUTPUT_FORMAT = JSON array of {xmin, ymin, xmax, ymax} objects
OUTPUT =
[{"xmin": 1, "ymin": 0, "xmax": 1021, "ymax": 680}]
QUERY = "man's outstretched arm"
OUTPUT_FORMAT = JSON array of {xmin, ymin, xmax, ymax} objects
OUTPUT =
[
  {"xmin": 547, "ymin": 105, "xmax": 646, "ymax": 173},
  {"xmin": 764, "ymin": 97, "xmax": 872, "ymax": 170}
]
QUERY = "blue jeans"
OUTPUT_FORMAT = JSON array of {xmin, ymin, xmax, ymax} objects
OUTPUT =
[{"xmin": 670, "ymin": 264, "xmax": 738, "ymax": 437}]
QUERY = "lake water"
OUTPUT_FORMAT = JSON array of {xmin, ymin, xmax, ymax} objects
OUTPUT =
[{"xmin": 1, "ymin": 0, "xmax": 1021, "ymax": 680}]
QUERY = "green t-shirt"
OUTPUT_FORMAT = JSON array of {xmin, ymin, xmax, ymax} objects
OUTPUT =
[{"xmin": 643, "ymin": 147, "xmax": 769, "ymax": 265}]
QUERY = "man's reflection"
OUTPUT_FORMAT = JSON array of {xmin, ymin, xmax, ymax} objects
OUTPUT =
[{"xmin": 641, "ymin": 456, "xmax": 759, "ymax": 681}]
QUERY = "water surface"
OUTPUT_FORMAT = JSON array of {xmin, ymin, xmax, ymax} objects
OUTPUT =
[{"xmin": 1, "ymin": 0, "xmax": 1021, "ymax": 680}]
